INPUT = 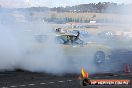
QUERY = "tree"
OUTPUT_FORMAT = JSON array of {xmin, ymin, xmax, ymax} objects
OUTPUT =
[{"xmin": 96, "ymin": 2, "xmax": 105, "ymax": 13}]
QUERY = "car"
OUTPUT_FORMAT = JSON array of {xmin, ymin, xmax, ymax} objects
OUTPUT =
[
  {"xmin": 33, "ymin": 33, "xmax": 111, "ymax": 63},
  {"xmin": 55, "ymin": 34, "xmax": 111, "ymax": 65},
  {"xmin": 27, "ymin": 33, "xmax": 112, "ymax": 73},
  {"xmin": 55, "ymin": 27, "xmax": 91, "ymax": 38}
]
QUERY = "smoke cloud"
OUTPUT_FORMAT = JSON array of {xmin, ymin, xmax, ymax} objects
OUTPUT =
[
  {"xmin": 0, "ymin": 1, "xmax": 132, "ymax": 75},
  {"xmin": 0, "ymin": 25, "xmax": 20, "ymax": 71},
  {"xmin": 0, "ymin": 16, "xmax": 99, "ymax": 75}
]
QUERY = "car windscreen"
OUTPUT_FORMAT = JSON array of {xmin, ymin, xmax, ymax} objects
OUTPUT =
[{"xmin": 55, "ymin": 35, "xmax": 85, "ymax": 45}]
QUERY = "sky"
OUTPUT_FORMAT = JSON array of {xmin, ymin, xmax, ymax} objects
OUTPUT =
[{"xmin": 0, "ymin": 0, "xmax": 132, "ymax": 8}]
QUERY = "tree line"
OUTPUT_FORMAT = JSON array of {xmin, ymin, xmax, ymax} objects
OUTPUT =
[
  {"xmin": 0, "ymin": 2, "xmax": 131, "ymax": 14},
  {"xmin": 26, "ymin": 2, "xmax": 131, "ymax": 14},
  {"xmin": 50, "ymin": 2, "xmax": 123, "ymax": 13}
]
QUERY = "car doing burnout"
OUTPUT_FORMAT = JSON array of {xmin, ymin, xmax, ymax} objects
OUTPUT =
[
  {"xmin": 28, "ymin": 33, "xmax": 112, "ymax": 72},
  {"xmin": 55, "ymin": 34, "xmax": 111, "ymax": 64}
]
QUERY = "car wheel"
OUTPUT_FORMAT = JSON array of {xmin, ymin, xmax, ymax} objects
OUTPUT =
[{"xmin": 94, "ymin": 51, "xmax": 105, "ymax": 64}]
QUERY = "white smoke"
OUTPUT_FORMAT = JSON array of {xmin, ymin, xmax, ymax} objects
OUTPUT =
[
  {"xmin": 0, "ymin": 25, "xmax": 20, "ymax": 71},
  {"xmin": 0, "ymin": 0, "xmax": 132, "ymax": 75},
  {"xmin": 0, "ymin": 22, "xmax": 68, "ymax": 74},
  {"xmin": 0, "ymin": 19, "xmax": 99, "ymax": 75}
]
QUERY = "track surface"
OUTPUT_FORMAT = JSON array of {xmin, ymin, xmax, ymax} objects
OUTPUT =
[{"xmin": 0, "ymin": 71, "xmax": 131, "ymax": 88}]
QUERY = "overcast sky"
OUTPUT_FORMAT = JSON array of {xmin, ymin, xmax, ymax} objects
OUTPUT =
[{"xmin": 0, "ymin": 0, "xmax": 132, "ymax": 8}]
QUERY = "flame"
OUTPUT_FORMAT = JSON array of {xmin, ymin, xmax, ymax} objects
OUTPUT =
[{"xmin": 81, "ymin": 67, "xmax": 89, "ymax": 78}]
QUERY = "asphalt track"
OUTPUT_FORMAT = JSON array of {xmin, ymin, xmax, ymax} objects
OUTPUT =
[{"xmin": 0, "ymin": 71, "xmax": 131, "ymax": 88}]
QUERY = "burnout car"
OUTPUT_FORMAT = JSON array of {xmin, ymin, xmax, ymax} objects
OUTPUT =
[
  {"xmin": 28, "ymin": 33, "xmax": 112, "ymax": 72},
  {"xmin": 55, "ymin": 34, "xmax": 111, "ymax": 65}
]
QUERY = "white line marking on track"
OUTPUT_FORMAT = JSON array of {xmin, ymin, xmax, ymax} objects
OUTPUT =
[
  {"xmin": 19, "ymin": 85, "xmax": 26, "ymax": 87},
  {"xmin": 40, "ymin": 83, "xmax": 46, "ymax": 85},
  {"xmin": 58, "ymin": 81, "xmax": 64, "ymax": 83},
  {"xmin": 49, "ymin": 82, "xmax": 55, "ymax": 84},
  {"xmin": 10, "ymin": 86, "xmax": 17, "ymax": 88},
  {"xmin": 28, "ymin": 84, "xmax": 35, "ymax": 86},
  {"xmin": 67, "ymin": 80, "xmax": 72, "ymax": 82},
  {"xmin": 1, "ymin": 79, "xmax": 73, "ymax": 88}
]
